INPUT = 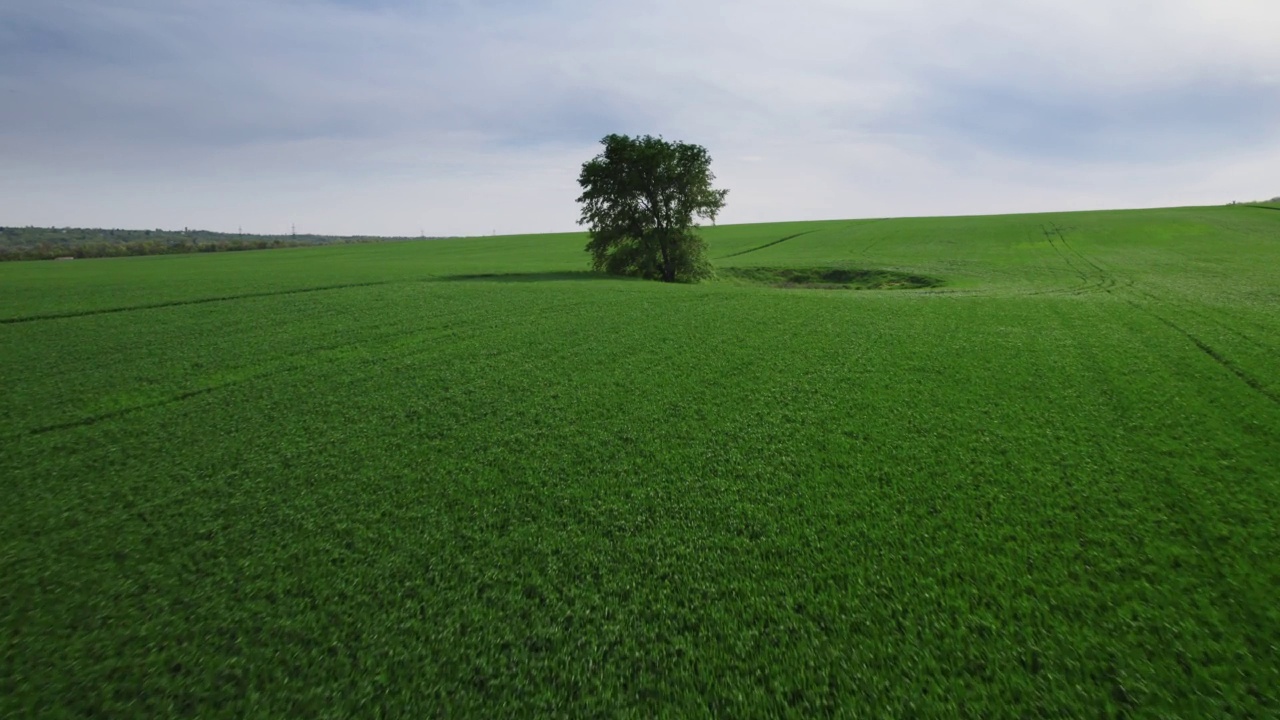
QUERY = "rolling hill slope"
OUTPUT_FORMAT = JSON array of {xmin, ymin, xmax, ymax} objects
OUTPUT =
[{"xmin": 2, "ymin": 205, "xmax": 1278, "ymax": 716}]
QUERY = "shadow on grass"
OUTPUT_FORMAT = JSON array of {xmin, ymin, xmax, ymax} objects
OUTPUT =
[{"xmin": 437, "ymin": 271, "xmax": 630, "ymax": 283}]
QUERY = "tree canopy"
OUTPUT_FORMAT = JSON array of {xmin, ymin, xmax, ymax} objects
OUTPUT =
[{"xmin": 576, "ymin": 134, "xmax": 728, "ymax": 283}]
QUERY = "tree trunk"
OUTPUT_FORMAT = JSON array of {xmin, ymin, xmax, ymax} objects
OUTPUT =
[{"xmin": 659, "ymin": 234, "xmax": 675, "ymax": 282}]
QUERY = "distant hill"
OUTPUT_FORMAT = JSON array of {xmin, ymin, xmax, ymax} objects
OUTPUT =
[{"xmin": 0, "ymin": 226, "xmax": 450, "ymax": 261}]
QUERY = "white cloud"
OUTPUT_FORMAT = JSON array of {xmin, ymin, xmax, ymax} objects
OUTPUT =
[{"xmin": 1, "ymin": 0, "xmax": 1277, "ymax": 234}]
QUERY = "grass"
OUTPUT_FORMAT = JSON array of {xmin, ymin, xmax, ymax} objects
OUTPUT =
[{"xmin": 2, "ymin": 205, "xmax": 1279, "ymax": 716}]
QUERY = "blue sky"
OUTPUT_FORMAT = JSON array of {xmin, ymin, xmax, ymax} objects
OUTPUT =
[{"xmin": 1, "ymin": 0, "xmax": 1278, "ymax": 235}]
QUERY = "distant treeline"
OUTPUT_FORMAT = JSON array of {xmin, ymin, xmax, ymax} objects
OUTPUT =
[
  {"xmin": 1230, "ymin": 197, "xmax": 1280, "ymax": 207},
  {"xmin": 0, "ymin": 227, "xmax": 448, "ymax": 261}
]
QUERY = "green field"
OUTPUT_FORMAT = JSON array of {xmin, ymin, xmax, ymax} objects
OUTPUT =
[{"xmin": 3, "ymin": 205, "xmax": 1279, "ymax": 716}]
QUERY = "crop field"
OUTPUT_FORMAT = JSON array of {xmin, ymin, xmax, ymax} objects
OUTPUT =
[{"xmin": 2, "ymin": 205, "xmax": 1279, "ymax": 716}]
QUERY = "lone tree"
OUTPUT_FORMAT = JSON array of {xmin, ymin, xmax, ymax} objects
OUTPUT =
[{"xmin": 576, "ymin": 134, "xmax": 728, "ymax": 283}]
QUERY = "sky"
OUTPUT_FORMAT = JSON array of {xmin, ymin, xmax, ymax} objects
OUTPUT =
[{"xmin": 1, "ymin": 0, "xmax": 1278, "ymax": 236}]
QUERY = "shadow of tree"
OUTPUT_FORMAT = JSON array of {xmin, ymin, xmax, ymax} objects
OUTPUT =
[{"xmin": 437, "ymin": 271, "xmax": 635, "ymax": 283}]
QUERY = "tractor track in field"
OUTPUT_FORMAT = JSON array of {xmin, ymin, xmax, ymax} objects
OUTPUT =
[
  {"xmin": 718, "ymin": 220, "xmax": 873, "ymax": 261},
  {"xmin": 718, "ymin": 230, "xmax": 822, "ymax": 259},
  {"xmin": 1122, "ymin": 284, "xmax": 1278, "ymax": 355},
  {"xmin": 1031, "ymin": 225, "xmax": 1115, "ymax": 297},
  {"xmin": 16, "ymin": 341, "xmax": 404, "ymax": 438},
  {"xmin": 1043, "ymin": 221, "xmax": 1278, "ymax": 406},
  {"xmin": 1041, "ymin": 223, "xmax": 1108, "ymax": 293},
  {"xmin": 1130, "ymin": 303, "xmax": 1280, "ymax": 405},
  {"xmin": 1051, "ymin": 217, "xmax": 1280, "ymax": 638},
  {"xmin": 25, "ymin": 383, "xmax": 258, "ymax": 436},
  {"xmin": 1048, "ymin": 221, "xmax": 1275, "ymax": 353},
  {"xmin": 0, "ymin": 279, "xmax": 422, "ymax": 324},
  {"xmin": 12, "ymin": 294, "xmax": 606, "ymax": 438}
]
